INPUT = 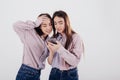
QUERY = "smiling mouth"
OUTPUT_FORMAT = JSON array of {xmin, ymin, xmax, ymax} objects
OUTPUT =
[
  {"xmin": 57, "ymin": 29, "xmax": 62, "ymax": 31},
  {"xmin": 46, "ymin": 31, "xmax": 51, "ymax": 33}
]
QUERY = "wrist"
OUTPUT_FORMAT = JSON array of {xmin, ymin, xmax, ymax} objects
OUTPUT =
[{"xmin": 34, "ymin": 19, "xmax": 42, "ymax": 27}]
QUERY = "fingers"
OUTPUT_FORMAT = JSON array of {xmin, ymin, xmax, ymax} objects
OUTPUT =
[
  {"xmin": 35, "ymin": 15, "xmax": 50, "ymax": 26},
  {"xmin": 38, "ymin": 15, "xmax": 49, "ymax": 22},
  {"xmin": 56, "ymin": 41, "xmax": 59, "ymax": 44},
  {"xmin": 47, "ymin": 41, "xmax": 57, "ymax": 46}
]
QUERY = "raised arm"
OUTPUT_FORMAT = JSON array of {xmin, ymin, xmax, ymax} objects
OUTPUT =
[
  {"xmin": 47, "ymin": 42, "xmax": 55, "ymax": 65},
  {"xmin": 13, "ymin": 20, "xmax": 41, "ymax": 43}
]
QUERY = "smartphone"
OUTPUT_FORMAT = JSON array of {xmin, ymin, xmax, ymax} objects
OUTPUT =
[{"xmin": 48, "ymin": 38, "xmax": 57, "ymax": 44}]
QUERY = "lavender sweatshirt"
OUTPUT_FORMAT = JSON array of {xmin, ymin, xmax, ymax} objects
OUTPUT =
[
  {"xmin": 51, "ymin": 33, "xmax": 84, "ymax": 70},
  {"xmin": 13, "ymin": 20, "xmax": 49, "ymax": 69}
]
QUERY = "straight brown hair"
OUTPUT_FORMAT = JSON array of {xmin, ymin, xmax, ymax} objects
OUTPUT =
[{"xmin": 52, "ymin": 10, "xmax": 75, "ymax": 49}]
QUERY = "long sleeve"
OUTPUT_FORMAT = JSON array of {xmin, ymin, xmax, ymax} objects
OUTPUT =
[
  {"xmin": 57, "ymin": 34, "xmax": 84, "ymax": 67},
  {"xmin": 13, "ymin": 20, "xmax": 38, "ymax": 43}
]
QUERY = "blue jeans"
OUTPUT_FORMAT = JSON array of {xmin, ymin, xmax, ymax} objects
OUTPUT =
[
  {"xmin": 49, "ymin": 68, "xmax": 79, "ymax": 80},
  {"xmin": 16, "ymin": 64, "xmax": 41, "ymax": 80}
]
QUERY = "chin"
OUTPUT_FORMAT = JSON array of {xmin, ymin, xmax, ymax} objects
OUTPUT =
[
  {"xmin": 45, "ymin": 32, "xmax": 49, "ymax": 34},
  {"xmin": 58, "ymin": 31, "xmax": 62, "ymax": 33}
]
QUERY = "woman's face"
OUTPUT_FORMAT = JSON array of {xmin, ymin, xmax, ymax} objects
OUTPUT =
[
  {"xmin": 39, "ymin": 17, "xmax": 52, "ymax": 35},
  {"xmin": 54, "ymin": 16, "xmax": 65, "ymax": 34}
]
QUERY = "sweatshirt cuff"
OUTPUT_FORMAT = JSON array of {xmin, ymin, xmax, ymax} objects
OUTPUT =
[{"xmin": 34, "ymin": 19, "xmax": 42, "ymax": 27}]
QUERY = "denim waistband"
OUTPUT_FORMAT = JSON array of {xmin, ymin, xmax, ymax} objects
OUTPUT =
[
  {"xmin": 21, "ymin": 64, "xmax": 41, "ymax": 74},
  {"xmin": 52, "ymin": 67, "xmax": 77, "ymax": 73}
]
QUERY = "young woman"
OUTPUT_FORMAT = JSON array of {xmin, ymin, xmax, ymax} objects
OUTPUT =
[
  {"xmin": 13, "ymin": 13, "xmax": 52, "ymax": 80},
  {"xmin": 47, "ymin": 10, "xmax": 84, "ymax": 80}
]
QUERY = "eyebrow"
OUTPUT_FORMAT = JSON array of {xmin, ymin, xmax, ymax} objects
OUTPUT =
[
  {"xmin": 41, "ymin": 24, "xmax": 47, "ymax": 26},
  {"xmin": 58, "ymin": 21, "xmax": 63, "ymax": 23}
]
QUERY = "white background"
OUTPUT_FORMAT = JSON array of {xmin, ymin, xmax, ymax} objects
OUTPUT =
[{"xmin": 0, "ymin": 0, "xmax": 120, "ymax": 80}]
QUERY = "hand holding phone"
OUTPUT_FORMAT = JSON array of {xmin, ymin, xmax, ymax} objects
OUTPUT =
[{"xmin": 48, "ymin": 38, "xmax": 57, "ymax": 44}]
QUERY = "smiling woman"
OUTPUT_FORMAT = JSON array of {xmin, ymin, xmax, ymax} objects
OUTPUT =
[{"xmin": 13, "ymin": 13, "xmax": 52, "ymax": 80}]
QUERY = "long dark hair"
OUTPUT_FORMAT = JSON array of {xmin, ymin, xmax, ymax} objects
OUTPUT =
[
  {"xmin": 52, "ymin": 10, "xmax": 75, "ymax": 49},
  {"xmin": 34, "ymin": 13, "xmax": 52, "ymax": 37}
]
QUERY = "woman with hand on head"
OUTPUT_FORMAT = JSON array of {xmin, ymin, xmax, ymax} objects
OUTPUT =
[
  {"xmin": 47, "ymin": 10, "xmax": 84, "ymax": 80},
  {"xmin": 13, "ymin": 13, "xmax": 52, "ymax": 80}
]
